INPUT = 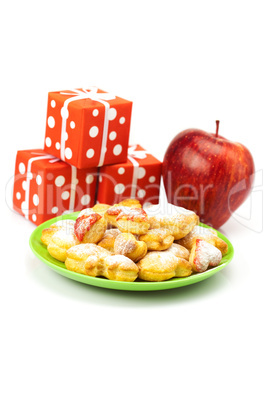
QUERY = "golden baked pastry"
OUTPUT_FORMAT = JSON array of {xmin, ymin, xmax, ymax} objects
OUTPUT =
[
  {"xmin": 116, "ymin": 207, "xmax": 150, "ymax": 235},
  {"xmin": 139, "ymin": 228, "xmax": 174, "ymax": 251},
  {"xmin": 39, "ymin": 199, "xmax": 226, "ymax": 282},
  {"xmin": 74, "ymin": 209, "xmax": 107, "ymax": 243},
  {"xmin": 137, "ymin": 249, "xmax": 192, "ymax": 281},
  {"xmin": 92, "ymin": 203, "xmax": 111, "ymax": 216},
  {"xmin": 114, "ymin": 233, "xmax": 147, "ymax": 262},
  {"xmin": 144, "ymin": 203, "xmax": 199, "ymax": 240},
  {"xmin": 103, "ymin": 201, "xmax": 141, "ymax": 227},
  {"xmin": 118, "ymin": 199, "xmax": 142, "ymax": 208},
  {"xmin": 166, "ymin": 243, "xmax": 192, "ymax": 277},
  {"xmin": 46, "ymin": 226, "xmax": 80, "ymax": 262},
  {"xmin": 177, "ymin": 225, "xmax": 228, "ymax": 255},
  {"xmin": 104, "ymin": 205, "xmax": 125, "ymax": 227},
  {"xmin": 167, "ymin": 243, "xmax": 190, "ymax": 260},
  {"xmin": 65, "ymin": 243, "xmax": 138, "ymax": 282},
  {"xmin": 189, "ymin": 239, "xmax": 222, "ymax": 273},
  {"xmin": 137, "ymin": 251, "xmax": 178, "ymax": 281},
  {"xmin": 97, "ymin": 228, "xmax": 122, "ymax": 252},
  {"xmin": 65, "ymin": 243, "xmax": 110, "ymax": 274},
  {"xmin": 85, "ymin": 254, "xmax": 139, "ymax": 282},
  {"xmin": 41, "ymin": 219, "xmax": 75, "ymax": 246}
]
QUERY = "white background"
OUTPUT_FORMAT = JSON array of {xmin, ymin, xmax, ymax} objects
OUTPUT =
[{"xmin": 1, "ymin": 1, "xmax": 267, "ymax": 401}]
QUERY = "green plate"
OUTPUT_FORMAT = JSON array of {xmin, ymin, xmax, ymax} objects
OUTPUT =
[{"xmin": 29, "ymin": 212, "xmax": 234, "ymax": 291}]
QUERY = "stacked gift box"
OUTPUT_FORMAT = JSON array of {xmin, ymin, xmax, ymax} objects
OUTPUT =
[{"xmin": 13, "ymin": 87, "xmax": 162, "ymax": 225}]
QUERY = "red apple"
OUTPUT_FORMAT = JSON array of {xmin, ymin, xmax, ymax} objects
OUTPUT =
[{"xmin": 162, "ymin": 121, "xmax": 255, "ymax": 228}]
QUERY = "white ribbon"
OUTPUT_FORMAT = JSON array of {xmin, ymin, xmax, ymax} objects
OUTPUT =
[
  {"xmin": 60, "ymin": 87, "xmax": 116, "ymax": 167},
  {"xmin": 127, "ymin": 145, "xmax": 148, "ymax": 198},
  {"xmin": 23, "ymin": 152, "xmax": 77, "ymax": 220}
]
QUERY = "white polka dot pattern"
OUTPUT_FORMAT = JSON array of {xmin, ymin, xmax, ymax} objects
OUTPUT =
[
  {"xmin": 143, "ymin": 202, "xmax": 152, "ymax": 208},
  {"xmin": 48, "ymin": 116, "xmax": 55, "ymax": 128},
  {"xmin": 114, "ymin": 183, "xmax": 125, "ymax": 194},
  {"xmin": 45, "ymin": 137, "xmax": 52, "ymax": 147},
  {"xmin": 86, "ymin": 149, "xmax": 95, "ymax": 159},
  {"xmin": 137, "ymin": 189, "xmax": 146, "ymax": 198},
  {"xmin": 81, "ymin": 194, "xmax": 91, "ymax": 205},
  {"xmin": 19, "ymin": 163, "xmax": 25, "ymax": 174},
  {"xmin": 89, "ymin": 126, "xmax": 99, "ymax": 138},
  {"xmin": 65, "ymin": 148, "xmax": 72, "ymax": 159},
  {"xmin": 108, "ymin": 108, "xmax": 117, "ymax": 120},
  {"xmin": 55, "ymin": 175, "xmax": 65, "ymax": 187},
  {"xmin": 33, "ymin": 194, "xmax": 39, "ymax": 206},
  {"xmin": 109, "ymin": 131, "xmax": 117, "ymax": 141},
  {"xmin": 86, "ymin": 174, "xmax": 94, "ymax": 184},
  {"xmin": 137, "ymin": 167, "xmax": 146, "ymax": 179},
  {"xmin": 21, "ymin": 201, "xmax": 27, "ymax": 213},
  {"xmin": 36, "ymin": 175, "xmax": 42, "ymax": 185},
  {"xmin": 61, "ymin": 107, "xmax": 69, "ymax": 119},
  {"xmin": 113, "ymin": 144, "xmax": 122, "ymax": 156},
  {"xmin": 118, "ymin": 167, "xmax": 125, "ymax": 175},
  {"xmin": 61, "ymin": 191, "xmax": 70, "ymax": 200}
]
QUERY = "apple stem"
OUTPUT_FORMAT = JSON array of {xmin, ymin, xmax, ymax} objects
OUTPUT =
[{"xmin": 215, "ymin": 120, "xmax": 220, "ymax": 137}]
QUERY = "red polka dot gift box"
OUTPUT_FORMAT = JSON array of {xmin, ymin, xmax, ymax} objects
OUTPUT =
[
  {"xmin": 96, "ymin": 144, "xmax": 162, "ymax": 206},
  {"xmin": 44, "ymin": 87, "xmax": 132, "ymax": 169},
  {"xmin": 13, "ymin": 149, "xmax": 98, "ymax": 225}
]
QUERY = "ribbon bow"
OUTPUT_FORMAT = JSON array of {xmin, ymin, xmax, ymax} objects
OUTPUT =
[
  {"xmin": 60, "ymin": 87, "xmax": 116, "ymax": 102},
  {"xmin": 30, "ymin": 151, "xmax": 60, "ymax": 163},
  {"xmin": 128, "ymin": 145, "xmax": 148, "ymax": 160}
]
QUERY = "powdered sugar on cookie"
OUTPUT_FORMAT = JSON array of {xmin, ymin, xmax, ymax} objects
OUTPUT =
[
  {"xmin": 114, "ymin": 234, "xmax": 136, "ymax": 254},
  {"xmin": 191, "ymin": 239, "xmax": 222, "ymax": 273},
  {"xmin": 116, "ymin": 208, "xmax": 148, "ymax": 222}
]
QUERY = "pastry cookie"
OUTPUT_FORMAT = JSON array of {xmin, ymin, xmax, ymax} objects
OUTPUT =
[
  {"xmin": 46, "ymin": 226, "xmax": 80, "ymax": 262},
  {"xmin": 177, "ymin": 225, "xmax": 228, "ymax": 255},
  {"xmin": 66, "ymin": 244, "xmax": 138, "ymax": 282},
  {"xmin": 65, "ymin": 243, "xmax": 110, "ymax": 275},
  {"xmin": 167, "ymin": 243, "xmax": 192, "ymax": 277},
  {"xmin": 74, "ymin": 209, "xmax": 107, "ymax": 243},
  {"xmin": 167, "ymin": 243, "xmax": 190, "ymax": 260},
  {"xmin": 104, "ymin": 205, "xmax": 125, "ymax": 227},
  {"xmin": 41, "ymin": 219, "xmax": 75, "ymax": 246},
  {"xmin": 189, "ymin": 239, "xmax": 222, "ymax": 273},
  {"xmin": 118, "ymin": 199, "xmax": 142, "ymax": 208},
  {"xmin": 104, "ymin": 200, "xmax": 142, "ymax": 228},
  {"xmin": 97, "ymin": 228, "xmax": 122, "ymax": 252},
  {"xmin": 139, "ymin": 228, "xmax": 174, "ymax": 251},
  {"xmin": 114, "ymin": 233, "xmax": 147, "ymax": 262},
  {"xmin": 92, "ymin": 203, "xmax": 111, "ymax": 216},
  {"xmin": 116, "ymin": 208, "xmax": 150, "ymax": 235},
  {"xmin": 144, "ymin": 204, "xmax": 199, "ymax": 240},
  {"xmin": 137, "ymin": 250, "xmax": 192, "ymax": 281},
  {"xmin": 85, "ymin": 254, "xmax": 139, "ymax": 282}
]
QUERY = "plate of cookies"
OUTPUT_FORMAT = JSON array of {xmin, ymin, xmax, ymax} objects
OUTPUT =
[{"xmin": 29, "ymin": 199, "xmax": 234, "ymax": 291}]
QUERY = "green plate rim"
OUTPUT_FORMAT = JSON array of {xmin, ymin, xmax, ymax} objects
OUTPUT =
[{"xmin": 29, "ymin": 212, "xmax": 234, "ymax": 292}]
